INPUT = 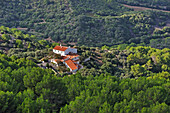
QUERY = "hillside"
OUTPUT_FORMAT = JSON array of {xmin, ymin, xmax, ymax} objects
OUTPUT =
[
  {"xmin": 1, "ymin": 1, "xmax": 170, "ymax": 112},
  {"xmin": 0, "ymin": 45, "xmax": 169, "ymax": 112},
  {"xmin": 0, "ymin": 26, "xmax": 59, "ymax": 60},
  {"xmin": 0, "ymin": 25, "xmax": 169, "ymax": 113},
  {"xmin": 0, "ymin": 34, "xmax": 170, "ymax": 112},
  {"xmin": 1, "ymin": 26, "xmax": 169, "ymax": 79},
  {"xmin": 79, "ymin": 45, "xmax": 170, "ymax": 78},
  {"xmin": 0, "ymin": 0, "xmax": 170, "ymax": 47},
  {"xmin": 118, "ymin": 0, "xmax": 170, "ymax": 11}
]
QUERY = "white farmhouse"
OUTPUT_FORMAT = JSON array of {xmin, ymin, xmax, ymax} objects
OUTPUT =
[
  {"xmin": 51, "ymin": 45, "xmax": 80, "ymax": 73},
  {"xmin": 53, "ymin": 46, "xmax": 77, "ymax": 56}
]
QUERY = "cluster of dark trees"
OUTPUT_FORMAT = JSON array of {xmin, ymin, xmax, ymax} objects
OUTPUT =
[
  {"xmin": 69, "ymin": 0, "xmax": 131, "ymax": 16},
  {"xmin": 61, "ymin": 74, "xmax": 170, "ymax": 113},
  {"xmin": 0, "ymin": 54, "xmax": 65, "ymax": 112},
  {"xmin": 0, "ymin": 0, "xmax": 170, "ymax": 47},
  {"xmin": 0, "ymin": 53, "xmax": 169, "ymax": 113}
]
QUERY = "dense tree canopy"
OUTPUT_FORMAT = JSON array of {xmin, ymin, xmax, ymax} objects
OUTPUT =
[
  {"xmin": 79, "ymin": 45, "xmax": 170, "ymax": 79},
  {"xmin": 0, "ymin": 0, "xmax": 170, "ymax": 112},
  {"xmin": 0, "ymin": 46, "xmax": 169, "ymax": 112},
  {"xmin": 0, "ymin": 0, "xmax": 170, "ymax": 47},
  {"xmin": 0, "ymin": 54, "xmax": 67, "ymax": 112},
  {"xmin": 118, "ymin": 0, "xmax": 170, "ymax": 10}
]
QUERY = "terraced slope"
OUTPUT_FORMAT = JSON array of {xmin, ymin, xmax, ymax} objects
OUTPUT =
[
  {"xmin": 0, "ymin": 0, "xmax": 170, "ymax": 47},
  {"xmin": 118, "ymin": 0, "xmax": 170, "ymax": 11}
]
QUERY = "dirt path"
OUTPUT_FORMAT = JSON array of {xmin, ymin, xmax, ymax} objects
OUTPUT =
[
  {"xmin": 123, "ymin": 4, "xmax": 170, "ymax": 13},
  {"xmin": 17, "ymin": 28, "xmax": 28, "ymax": 31}
]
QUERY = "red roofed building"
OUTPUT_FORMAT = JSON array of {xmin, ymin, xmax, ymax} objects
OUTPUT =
[
  {"xmin": 53, "ymin": 46, "xmax": 68, "ymax": 51},
  {"xmin": 51, "ymin": 45, "xmax": 81, "ymax": 73},
  {"xmin": 64, "ymin": 60, "xmax": 78, "ymax": 72},
  {"xmin": 53, "ymin": 45, "xmax": 77, "ymax": 56}
]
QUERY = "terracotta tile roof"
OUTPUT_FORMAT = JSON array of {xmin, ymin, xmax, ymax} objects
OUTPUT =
[
  {"xmin": 65, "ymin": 60, "xmax": 78, "ymax": 71},
  {"xmin": 66, "ymin": 54, "xmax": 79, "ymax": 59},
  {"xmin": 54, "ymin": 59, "xmax": 63, "ymax": 63},
  {"xmin": 53, "ymin": 46, "xmax": 68, "ymax": 51},
  {"xmin": 54, "ymin": 59, "xmax": 59, "ymax": 62}
]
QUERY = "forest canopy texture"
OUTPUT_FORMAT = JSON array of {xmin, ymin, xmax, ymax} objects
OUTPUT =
[
  {"xmin": 0, "ymin": 28, "xmax": 169, "ymax": 112},
  {"xmin": 0, "ymin": 54, "xmax": 169, "ymax": 113},
  {"xmin": 0, "ymin": 0, "xmax": 170, "ymax": 47},
  {"xmin": 0, "ymin": 0, "xmax": 170, "ymax": 113}
]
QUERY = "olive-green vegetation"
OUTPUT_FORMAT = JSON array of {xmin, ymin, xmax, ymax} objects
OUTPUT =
[
  {"xmin": 0, "ymin": 54, "xmax": 66, "ymax": 112},
  {"xmin": 69, "ymin": 0, "xmax": 130, "ymax": 16},
  {"xmin": 0, "ymin": 27, "xmax": 169, "ymax": 112},
  {"xmin": 61, "ymin": 74, "xmax": 170, "ymax": 113},
  {"xmin": 0, "ymin": 26, "xmax": 59, "ymax": 59},
  {"xmin": 0, "ymin": 0, "xmax": 170, "ymax": 47},
  {"xmin": 118, "ymin": 0, "xmax": 170, "ymax": 11},
  {"xmin": 0, "ymin": 0, "xmax": 170, "ymax": 112},
  {"xmin": 149, "ymin": 27, "xmax": 170, "ymax": 49},
  {"xmin": 79, "ymin": 45, "xmax": 170, "ymax": 79},
  {"xmin": 0, "ymin": 53, "xmax": 169, "ymax": 113}
]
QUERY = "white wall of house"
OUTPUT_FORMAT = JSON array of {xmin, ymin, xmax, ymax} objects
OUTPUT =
[
  {"xmin": 61, "ymin": 51, "xmax": 66, "ymax": 56},
  {"xmin": 53, "ymin": 48, "xmax": 77, "ymax": 56},
  {"xmin": 53, "ymin": 49, "xmax": 66, "ymax": 56},
  {"xmin": 53, "ymin": 49, "xmax": 58, "ymax": 54}
]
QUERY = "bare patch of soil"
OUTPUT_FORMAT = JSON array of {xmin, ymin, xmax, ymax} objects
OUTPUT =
[
  {"xmin": 17, "ymin": 27, "xmax": 28, "ymax": 31},
  {"xmin": 123, "ymin": 4, "xmax": 170, "ymax": 13}
]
